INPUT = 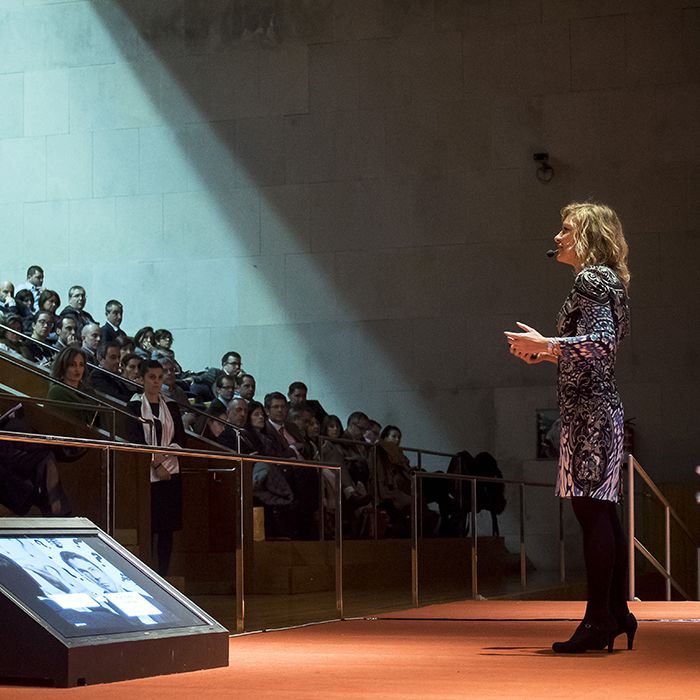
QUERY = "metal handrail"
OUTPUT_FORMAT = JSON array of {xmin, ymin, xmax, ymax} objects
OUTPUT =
[
  {"xmin": 0, "ymin": 332, "xmax": 240, "ymax": 431},
  {"xmin": 0, "ymin": 429, "xmax": 342, "ymax": 633},
  {"xmin": 627, "ymin": 453, "xmax": 699, "ymax": 601},
  {"xmin": 410, "ymin": 470, "xmax": 558, "ymax": 606}
]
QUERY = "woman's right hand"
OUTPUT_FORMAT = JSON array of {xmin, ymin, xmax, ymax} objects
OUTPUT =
[{"xmin": 155, "ymin": 464, "xmax": 171, "ymax": 480}]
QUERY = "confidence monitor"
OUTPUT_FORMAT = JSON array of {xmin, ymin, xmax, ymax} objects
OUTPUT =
[{"xmin": 0, "ymin": 518, "xmax": 228, "ymax": 687}]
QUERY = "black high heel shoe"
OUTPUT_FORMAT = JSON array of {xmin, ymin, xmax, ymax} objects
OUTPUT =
[
  {"xmin": 552, "ymin": 620, "xmax": 615, "ymax": 654},
  {"xmin": 615, "ymin": 612, "xmax": 638, "ymax": 650}
]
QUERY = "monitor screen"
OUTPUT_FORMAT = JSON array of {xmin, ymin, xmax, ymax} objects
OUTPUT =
[{"xmin": 0, "ymin": 534, "xmax": 209, "ymax": 638}]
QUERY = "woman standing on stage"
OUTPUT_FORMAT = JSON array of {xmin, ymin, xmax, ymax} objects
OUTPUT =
[{"xmin": 505, "ymin": 202, "xmax": 636, "ymax": 653}]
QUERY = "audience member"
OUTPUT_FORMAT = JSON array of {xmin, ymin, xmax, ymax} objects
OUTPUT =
[
  {"xmin": 59, "ymin": 285, "xmax": 96, "ymax": 331},
  {"xmin": 14, "ymin": 289, "xmax": 35, "ymax": 332},
  {"xmin": 37, "ymin": 290, "xmax": 61, "ymax": 343},
  {"xmin": 376, "ymin": 425, "xmax": 412, "ymax": 536},
  {"xmin": 15, "ymin": 265, "xmax": 44, "ymax": 312},
  {"xmin": 0, "ymin": 280, "xmax": 15, "ymax": 313},
  {"xmin": 54, "ymin": 316, "xmax": 78, "ymax": 353},
  {"xmin": 234, "ymin": 372, "xmax": 256, "ymax": 403},
  {"xmin": 200, "ymin": 403, "xmax": 228, "ymax": 443},
  {"xmin": 0, "ymin": 406, "xmax": 71, "ymax": 516},
  {"xmin": 20, "ymin": 311, "xmax": 55, "ymax": 365},
  {"xmin": 47, "ymin": 347, "xmax": 98, "ymax": 425},
  {"xmin": 100, "ymin": 300, "xmax": 126, "ymax": 343},
  {"xmin": 117, "ymin": 335, "xmax": 135, "ymax": 362},
  {"xmin": 341, "ymin": 411, "xmax": 374, "ymax": 538},
  {"xmin": 218, "ymin": 397, "xmax": 256, "ymax": 453},
  {"xmin": 88, "ymin": 341, "xmax": 133, "ymax": 402},
  {"xmin": 210, "ymin": 374, "xmax": 236, "ymax": 414},
  {"xmin": 264, "ymin": 391, "xmax": 298, "ymax": 458},
  {"xmin": 80, "ymin": 323, "xmax": 101, "ymax": 366},
  {"xmin": 245, "ymin": 400, "xmax": 279, "ymax": 455},
  {"xmin": 188, "ymin": 351, "xmax": 242, "ymax": 402},
  {"xmin": 120, "ymin": 352, "xmax": 143, "ymax": 388},
  {"xmin": 365, "ymin": 419, "xmax": 381, "ymax": 444},
  {"xmin": 133, "ymin": 326, "xmax": 156, "ymax": 360},
  {"xmin": 287, "ymin": 381, "xmax": 327, "ymax": 423},
  {"xmin": 0, "ymin": 314, "xmax": 24, "ymax": 357},
  {"xmin": 126, "ymin": 360, "xmax": 185, "ymax": 577}
]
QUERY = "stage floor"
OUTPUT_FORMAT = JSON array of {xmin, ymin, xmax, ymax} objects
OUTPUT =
[{"xmin": 2, "ymin": 600, "xmax": 698, "ymax": 698}]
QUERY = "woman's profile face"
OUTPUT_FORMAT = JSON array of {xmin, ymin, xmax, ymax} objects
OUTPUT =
[
  {"xmin": 64, "ymin": 353, "xmax": 85, "ymax": 387},
  {"xmin": 140, "ymin": 333, "xmax": 155, "ymax": 351},
  {"xmin": 385, "ymin": 428, "xmax": 401, "ymax": 445},
  {"xmin": 250, "ymin": 406, "xmax": 266, "ymax": 430},
  {"xmin": 307, "ymin": 416, "xmax": 320, "ymax": 439},
  {"xmin": 42, "ymin": 296, "xmax": 58, "ymax": 313},
  {"xmin": 553, "ymin": 216, "xmax": 580, "ymax": 269}
]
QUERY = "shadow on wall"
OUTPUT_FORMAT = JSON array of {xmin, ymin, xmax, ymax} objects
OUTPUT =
[{"xmin": 88, "ymin": 1, "xmax": 560, "ymax": 452}]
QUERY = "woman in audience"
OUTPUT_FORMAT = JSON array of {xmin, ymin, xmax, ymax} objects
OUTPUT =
[
  {"xmin": 117, "ymin": 336, "xmax": 136, "ymax": 363},
  {"xmin": 245, "ymin": 400, "xmax": 278, "ymax": 456},
  {"xmin": 126, "ymin": 360, "xmax": 185, "ymax": 577},
  {"xmin": 376, "ymin": 425, "xmax": 412, "ymax": 536},
  {"xmin": 38, "ymin": 289, "xmax": 61, "ymax": 342},
  {"xmin": 15, "ymin": 289, "xmax": 35, "ymax": 333},
  {"xmin": 47, "ymin": 346, "xmax": 98, "ymax": 425},
  {"xmin": 133, "ymin": 326, "xmax": 156, "ymax": 360},
  {"xmin": 120, "ymin": 352, "xmax": 143, "ymax": 390},
  {"xmin": 201, "ymin": 403, "xmax": 228, "ymax": 443},
  {"xmin": 152, "ymin": 328, "xmax": 183, "ymax": 374},
  {"xmin": 0, "ymin": 313, "xmax": 24, "ymax": 357}
]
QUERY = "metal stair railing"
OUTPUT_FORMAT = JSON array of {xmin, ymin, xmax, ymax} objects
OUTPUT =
[
  {"xmin": 0, "ymin": 430, "xmax": 342, "ymax": 633},
  {"xmin": 627, "ymin": 454, "xmax": 699, "ymax": 601}
]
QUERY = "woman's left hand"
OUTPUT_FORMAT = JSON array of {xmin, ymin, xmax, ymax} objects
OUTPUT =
[{"xmin": 504, "ymin": 322, "xmax": 549, "ymax": 355}]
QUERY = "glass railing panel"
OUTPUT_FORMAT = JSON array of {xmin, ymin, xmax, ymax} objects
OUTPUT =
[{"xmin": 245, "ymin": 461, "xmax": 340, "ymax": 631}]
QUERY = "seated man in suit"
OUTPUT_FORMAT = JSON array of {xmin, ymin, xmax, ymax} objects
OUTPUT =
[
  {"xmin": 187, "ymin": 350, "xmax": 242, "ymax": 402},
  {"xmin": 210, "ymin": 374, "xmax": 236, "ymax": 414},
  {"xmin": 59, "ymin": 285, "xmax": 96, "ymax": 332},
  {"xmin": 100, "ymin": 300, "xmax": 126, "ymax": 344},
  {"xmin": 88, "ymin": 341, "xmax": 132, "ymax": 402},
  {"xmin": 80, "ymin": 322, "xmax": 101, "ymax": 366},
  {"xmin": 54, "ymin": 316, "xmax": 79, "ymax": 353},
  {"xmin": 233, "ymin": 372, "xmax": 256, "ymax": 403},
  {"xmin": 287, "ymin": 381, "xmax": 327, "ymax": 424},
  {"xmin": 0, "ymin": 280, "xmax": 15, "ymax": 314},
  {"xmin": 19, "ymin": 311, "xmax": 55, "ymax": 366}
]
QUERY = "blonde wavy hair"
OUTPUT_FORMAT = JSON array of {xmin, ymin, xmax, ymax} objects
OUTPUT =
[{"xmin": 561, "ymin": 202, "xmax": 630, "ymax": 288}]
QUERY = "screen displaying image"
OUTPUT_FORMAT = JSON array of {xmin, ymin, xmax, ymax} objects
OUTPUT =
[{"xmin": 0, "ymin": 534, "xmax": 208, "ymax": 638}]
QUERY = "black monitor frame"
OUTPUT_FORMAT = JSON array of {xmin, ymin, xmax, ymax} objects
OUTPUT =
[{"xmin": 0, "ymin": 517, "xmax": 220, "ymax": 646}]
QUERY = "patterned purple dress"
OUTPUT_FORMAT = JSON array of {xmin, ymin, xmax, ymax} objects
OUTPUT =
[{"xmin": 554, "ymin": 265, "xmax": 630, "ymax": 503}]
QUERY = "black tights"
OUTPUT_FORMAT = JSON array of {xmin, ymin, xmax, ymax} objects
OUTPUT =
[
  {"xmin": 571, "ymin": 496, "xmax": 630, "ymax": 625},
  {"xmin": 154, "ymin": 530, "xmax": 174, "ymax": 577}
]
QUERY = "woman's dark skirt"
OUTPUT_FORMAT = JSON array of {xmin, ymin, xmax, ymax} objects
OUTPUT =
[{"xmin": 151, "ymin": 474, "xmax": 182, "ymax": 533}]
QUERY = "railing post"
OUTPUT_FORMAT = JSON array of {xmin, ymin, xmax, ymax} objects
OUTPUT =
[
  {"xmin": 627, "ymin": 453, "xmax": 636, "ymax": 601},
  {"xmin": 411, "ymin": 473, "xmax": 419, "ymax": 607},
  {"xmin": 665, "ymin": 506, "xmax": 671, "ymax": 601},
  {"xmin": 471, "ymin": 477, "xmax": 478, "ymax": 599},
  {"xmin": 105, "ymin": 445, "xmax": 113, "ymax": 536},
  {"xmin": 335, "ymin": 468, "xmax": 344, "ymax": 620},
  {"xmin": 519, "ymin": 483, "xmax": 526, "ymax": 590},
  {"xmin": 371, "ymin": 443, "xmax": 379, "ymax": 540},
  {"xmin": 235, "ymin": 464, "xmax": 245, "ymax": 633}
]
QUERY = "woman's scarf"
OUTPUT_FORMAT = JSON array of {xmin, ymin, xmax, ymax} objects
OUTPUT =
[{"xmin": 138, "ymin": 394, "xmax": 180, "ymax": 482}]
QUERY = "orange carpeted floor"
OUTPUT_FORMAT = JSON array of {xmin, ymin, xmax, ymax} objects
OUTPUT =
[{"xmin": 1, "ymin": 601, "xmax": 698, "ymax": 699}]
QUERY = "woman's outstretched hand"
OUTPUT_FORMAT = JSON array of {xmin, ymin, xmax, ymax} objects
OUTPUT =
[{"xmin": 504, "ymin": 322, "xmax": 555, "ymax": 363}]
